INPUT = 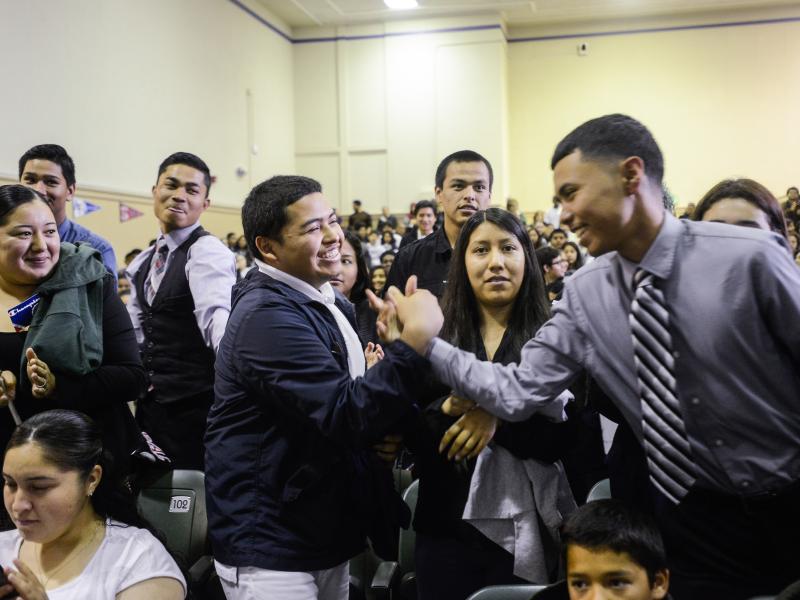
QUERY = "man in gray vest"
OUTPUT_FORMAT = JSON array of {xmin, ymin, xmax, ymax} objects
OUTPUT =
[{"xmin": 126, "ymin": 152, "xmax": 236, "ymax": 469}]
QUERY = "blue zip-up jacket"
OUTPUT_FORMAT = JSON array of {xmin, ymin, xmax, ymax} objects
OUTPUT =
[{"xmin": 205, "ymin": 269, "xmax": 427, "ymax": 571}]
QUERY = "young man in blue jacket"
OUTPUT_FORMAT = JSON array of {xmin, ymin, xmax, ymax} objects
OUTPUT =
[{"xmin": 205, "ymin": 175, "xmax": 434, "ymax": 600}]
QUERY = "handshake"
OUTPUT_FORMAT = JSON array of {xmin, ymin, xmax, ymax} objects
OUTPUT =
[{"xmin": 365, "ymin": 275, "xmax": 444, "ymax": 356}]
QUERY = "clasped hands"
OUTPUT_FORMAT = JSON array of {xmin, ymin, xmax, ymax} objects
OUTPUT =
[
  {"xmin": 365, "ymin": 279, "xmax": 495, "ymax": 460},
  {"xmin": 365, "ymin": 276, "xmax": 443, "ymax": 355},
  {"xmin": 0, "ymin": 348, "xmax": 56, "ymax": 406}
]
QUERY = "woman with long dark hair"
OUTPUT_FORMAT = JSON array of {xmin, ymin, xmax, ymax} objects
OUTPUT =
[
  {"xmin": 0, "ymin": 409, "xmax": 185, "ymax": 598},
  {"xmin": 562, "ymin": 240, "xmax": 585, "ymax": 275},
  {"xmin": 405, "ymin": 208, "xmax": 575, "ymax": 600},
  {"xmin": 329, "ymin": 231, "xmax": 377, "ymax": 344}
]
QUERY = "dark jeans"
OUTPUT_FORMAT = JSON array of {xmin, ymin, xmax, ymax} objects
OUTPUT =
[
  {"xmin": 415, "ymin": 531, "xmax": 527, "ymax": 600},
  {"xmin": 653, "ymin": 481, "xmax": 800, "ymax": 599},
  {"xmin": 137, "ymin": 391, "xmax": 213, "ymax": 471}
]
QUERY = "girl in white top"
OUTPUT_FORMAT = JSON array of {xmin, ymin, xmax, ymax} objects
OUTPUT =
[{"xmin": 0, "ymin": 409, "xmax": 185, "ymax": 600}]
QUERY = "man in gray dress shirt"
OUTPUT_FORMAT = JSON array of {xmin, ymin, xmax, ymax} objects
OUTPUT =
[{"xmin": 385, "ymin": 114, "xmax": 800, "ymax": 599}]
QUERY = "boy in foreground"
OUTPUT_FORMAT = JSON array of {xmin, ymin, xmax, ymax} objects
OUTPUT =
[{"xmin": 561, "ymin": 500, "xmax": 669, "ymax": 600}]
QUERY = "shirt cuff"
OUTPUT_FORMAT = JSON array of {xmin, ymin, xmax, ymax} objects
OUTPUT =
[{"xmin": 427, "ymin": 337, "xmax": 453, "ymax": 364}]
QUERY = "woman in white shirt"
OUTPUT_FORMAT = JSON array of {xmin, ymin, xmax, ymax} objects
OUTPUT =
[{"xmin": 0, "ymin": 409, "xmax": 185, "ymax": 600}]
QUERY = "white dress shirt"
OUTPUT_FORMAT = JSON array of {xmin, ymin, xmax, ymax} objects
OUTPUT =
[{"xmin": 126, "ymin": 222, "xmax": 236, "ymax": 353}]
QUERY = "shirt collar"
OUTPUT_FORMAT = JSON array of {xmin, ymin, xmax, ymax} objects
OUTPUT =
[
  {"xmin": 433, "ymin": 227, "xmax": 452, "ymax": 255},
  {"xmin": 633, "ymin": 212, "xmax": 682, "ymax": 281},
  {"xmin": 254, "ymin": 259, "xmax": 336, "ymax": 305},
  {"xmin": 159, "ymin": 222, "xmax": 202, "ymax": 252},
  {"xmin": 57, "ymin": 219, "xmax": 73, "ymax": 238}
]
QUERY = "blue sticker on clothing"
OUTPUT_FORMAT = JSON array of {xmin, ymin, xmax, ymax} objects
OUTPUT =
[{"xmin": 8, "ymin": 294, "xmax": 40, "ymax": 331}]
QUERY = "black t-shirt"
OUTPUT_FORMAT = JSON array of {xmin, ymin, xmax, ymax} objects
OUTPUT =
[{"xmin": 383, "ymin": 227, "xmax": 452, "ymax": 301}]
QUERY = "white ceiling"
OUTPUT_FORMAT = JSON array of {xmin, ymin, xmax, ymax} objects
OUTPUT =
[{"xmin": 254, "ymin": 0, "xmax": 800, "ymax": 29}]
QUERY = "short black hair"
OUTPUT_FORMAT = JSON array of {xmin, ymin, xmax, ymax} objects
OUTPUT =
[
  {"xmin": 551, "ymin": 114, "xmax": 664, "ymax": 186},
  {"xmin": 694, "ymin": 178, "xmax": 788, "ymax": 239},
  {"xmin": 435, "ymin": 150, "xmax": 494, "ymax": 191},
  {"xmin": 242, "ymin": 175, "xmax": 322, "ymax": 258},
  {"xmin": 562, "ymin": 499, "xmax": 668, "ymax": 586},
  {"xmin": 124, "ymin": 248, "xmax": 142, "ymax": 263},
  {"xmin": 352, "ymin": 199, "xmax": 362, "ymax": 207},
  {"xmin": 19, "ymin": 144, "xmax": 76, "ymax": 187},
  {"xmin": 156, "ymin": 152, "xmax": 212, "ymax": 195},
  {"xmin": 414, "ymin": 200, "xmax": 437, "ymax": 216},
  {"xmin": 550, "ymin": 228, "xmax": 567, "ymax": 238},
  {"xmin": 536, "ymin": 246, "xmax": 561, "ymax": 269}
]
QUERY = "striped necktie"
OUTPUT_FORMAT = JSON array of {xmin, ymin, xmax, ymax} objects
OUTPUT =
[
  {"xmin": 145, "ymin": 240, "xmax": 169, "ymax": 305},
  {"xmin": 629, "ymin": 269, "xmax": 696, "ymax": 504}
]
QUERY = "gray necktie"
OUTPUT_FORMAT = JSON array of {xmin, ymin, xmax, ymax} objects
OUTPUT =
[
  {"xmin": 145, "ymin": 240, "xmax": 169, "ymax": 305},
  {"xmin": 629, "ymin": 269, "xmax": 696, "ymax": 504}
]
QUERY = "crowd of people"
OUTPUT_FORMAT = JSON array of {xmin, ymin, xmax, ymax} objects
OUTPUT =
[{"xmin": 0, "ymin": 112, "xmax": 796, "ymax": 599}]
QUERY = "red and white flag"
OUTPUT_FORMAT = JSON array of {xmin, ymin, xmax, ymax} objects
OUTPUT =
[{"xmin": 119, "ymin": 203, "xmax": 144, "ymax": 223}]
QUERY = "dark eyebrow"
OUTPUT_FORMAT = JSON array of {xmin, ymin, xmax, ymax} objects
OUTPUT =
[
  {"xmin": 1, "ymin": 474, "xmax": 56, "ymax": 482},
  {"xmin": 450, "ymin": 178, "xmax": 487, "ymax": 185},
  {"xmin": 165, "ymin": 176, "xmax": 181, "ymax": 185},
  {"xmin": 9, "ymin": 222, "xmax": 57, "ymax": 230}
]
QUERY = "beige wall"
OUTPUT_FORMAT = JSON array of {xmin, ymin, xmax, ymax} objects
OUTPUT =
[
  {"xmin": 0, "ymin": 0, "xmax": 295, "ymax": 211},
  {"xmin": 0, "ymin": 176, "xmax": 243, "ymax": 271},
  {"xmin": 507, "ymin": 7, "xmax": 800, "ymax": 212},
  {"xmin": 293, "ymin": 16, "xmax": 510, "ymax": 215},
  {"xmin": 4, "ymin": 1, "xmax": 800, "ymax": 233}
]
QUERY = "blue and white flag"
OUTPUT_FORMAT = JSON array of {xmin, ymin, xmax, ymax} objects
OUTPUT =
[{"xmin": 73, "ymin": 197, "xmax": 101, "ymax": 218}]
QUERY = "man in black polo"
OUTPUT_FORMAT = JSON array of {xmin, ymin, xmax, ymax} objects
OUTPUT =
[
  {"xmin": 126, "ymin": 152, "xmax": 236, "ymax": 469},
  {"xmin": 384, "ymin": 150, "xmax": 493, "ymax": 299}
]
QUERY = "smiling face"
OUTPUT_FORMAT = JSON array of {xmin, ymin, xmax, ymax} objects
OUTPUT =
[
  {"xmin": 370, "ymin": 267, "xmax": 387, "ymax": 293},
  {"xmin": 436, "ymin": 161, "xmax": 492, "ymax": 230},
  {"xmin": 555, "ymin": 150, "xmax": 637, "ymax": 257},
  {"xmin": 545, "ymin": 252, "xmax": 568, "ymax": 282},
  {"xmin": 329, "ymin": 238, "xmax": 358, "ymax": 298},
  {"xmin": 465, "ymin": 221, "xmax": 525, "ymax": 309},
  {"xmin": 0, "ymin": 199, "xmax": 60, "ymax": 291},
  {"xmin": 261, "ymin": 192, "xmax": 343, "ymax": 289},
  {"xmin": 152, "ymin": 163, "xmax": 210, "ymax": 233},
  {"xmin": 416, "ymin": 207, "xmax": 436, "ymax": 235},
  {"xmin": 3, "ymin": 442, "xmax": 99, "ymax": 544},
  {"xmin": 701, "ymin": 197, "xmax": 771, "ymax": 231},
  {"xmin": 19, "ymin": 159, "xmax": 74, "ymax": 225},
  {"xmin": 567, "ymin": 545, "xmax": 669, "ymax": 600}
]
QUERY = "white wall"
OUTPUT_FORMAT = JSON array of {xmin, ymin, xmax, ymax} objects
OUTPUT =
[
  {"xmin": 506, "ymin": 6, "xmax": 800, "ymax": 212},
  {"xmin": 293, "ymin": 17, "xmax": 509, "ymax": 215},
  {"xmin": 0, "ymin": 0, "xmax": 295, "ymax": 210}
]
